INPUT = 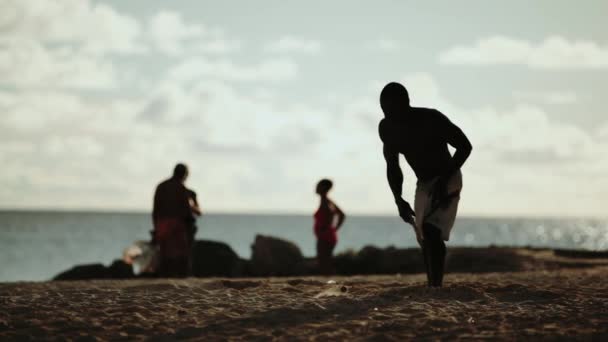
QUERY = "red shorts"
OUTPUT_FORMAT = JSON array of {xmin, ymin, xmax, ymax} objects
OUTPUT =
[{"xmin": 154, "ymin": 218, "xmax": 189, "ymax": 259}]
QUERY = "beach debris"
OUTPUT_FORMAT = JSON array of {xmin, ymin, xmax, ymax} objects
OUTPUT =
[
  {"xmin": 467, "ymin": 317, "xmax": 475, "ymax": 324},
  {"xmin": 374, "ymin": 307, "xmax": 378, "ymax": 311},
  {"xmin": 314, "ymin": 285, "xmax": 350, "ymax": 298},
  {"xmin": 123, "ymin": 241, "xmax": 158, "ymax": 274},
  {"xmin": 327, "ymin": 280, "xmax": 337, "ymax": 284}
]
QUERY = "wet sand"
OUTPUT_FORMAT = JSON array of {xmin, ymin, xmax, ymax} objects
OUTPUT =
[{"xmin": 1, "ymin": 253, "xmax": 607, "ymax": 340}]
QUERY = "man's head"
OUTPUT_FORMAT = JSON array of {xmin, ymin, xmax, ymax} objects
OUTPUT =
[
  {"xmin": 316, "ymin": 178, "xmax": 333, "ymax": 196},
  {"xmin": 380, "ymin": 82, "xmax": 410, "ymax": 117},
  {"xmin": 173, "ymin": 163, "xmax": 189, "ymax": 182}
]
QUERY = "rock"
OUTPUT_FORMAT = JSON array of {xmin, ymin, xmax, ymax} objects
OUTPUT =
[
  {"xmin": 553, "ymin": 249, "xmax": 608, "ymax": 259},
  {"xmin": 107, "ymin": 260, "xmax": 135, "ymax": 278},
  {"xmin": 447, "ymin": 247, "xmax": 526, "ymax": 273},
  {"xmin": 191, "ymin": 240, "xmax": 244, "ymax": 277},
  {"xmin": 53, "ymin": 260, "xmax": 134, "ymax": 281},
  {"xmin": 250, "ymin": 235, "xmax": 305, "ymax": 276},
  {"xmin": 53, "ymin": 263, "xmax": 108, "ymax": 281},
  {"xmin": 334, "ymin": 246, "xmax": 423, "ymax": 275}
]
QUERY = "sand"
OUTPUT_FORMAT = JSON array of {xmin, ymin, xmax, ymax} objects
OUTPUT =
[{"xmin": 2, "ymin": 258, "xmax": 607, "ymax": 340}]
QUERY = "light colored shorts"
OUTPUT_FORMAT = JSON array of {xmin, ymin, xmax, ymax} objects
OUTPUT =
[{"xmin": 414, "ymin": 170, "xmax": 463, "ymax": 241}]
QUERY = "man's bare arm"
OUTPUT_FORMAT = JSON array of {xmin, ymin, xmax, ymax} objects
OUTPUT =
[
  {"xmin": 383, "ymin": 144, "xmax": 403, "ymax": 202},
  {"xmin": 383, "ymin": 144, "xmax": 415, "ymax": 225},
  {"xmin": 330, "ymin": 201, "xmax": 346, "ymax": 230},
  {"xmin": 441, "ymin": 114, "xmax": 473, "ymax": 178}
]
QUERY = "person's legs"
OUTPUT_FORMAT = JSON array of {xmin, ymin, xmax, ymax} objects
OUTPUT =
[
  {"xmin": 422, "ymin": 224, "xmax": 446, "ymax": 287},
  {"xmin": 421, "ymin": 233, "xmax": 433, "ymax": 286},
  {"xmin": 157, "ymin": 253, "xmax": 170, "ymax": 277},
  {"xmin": 326, "ymin": 242, "xmax": 336, "ymax": 275},
  {"xmin": 316, "ymin": 240, "xmax": 336, "ymax": 275}
]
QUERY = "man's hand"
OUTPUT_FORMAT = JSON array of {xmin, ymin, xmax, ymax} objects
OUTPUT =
[{"xmin": 396, "ymin": 198, "xmax": 415, "ymax": 226}]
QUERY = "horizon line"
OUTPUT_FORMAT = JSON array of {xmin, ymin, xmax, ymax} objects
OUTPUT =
[{"xmin": 0, "ymin": 207, "xmax": 606, "ymax": 221}]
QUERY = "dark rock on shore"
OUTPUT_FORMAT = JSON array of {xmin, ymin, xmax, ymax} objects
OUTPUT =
[
  {"xmin": 250, "ymin": 235, "xmax": 305, "ymax": 276},
  {"xmin": 53, "ymin": 235, "xmax": 608, "ymax": 280},
  {"xmin": 191, "ymin": 240, "xmax": 246, "ymax": 277},
  {"xmin": 54, "ymin": 260, "xmax": 134, "ymax": 281},
  {"xmin": 554, "ymin": 249, "xmax": 608, "ymax": 259},
  {"xmin": 334, "ymin": 246, "xmax": 425, "ymax": 275}
]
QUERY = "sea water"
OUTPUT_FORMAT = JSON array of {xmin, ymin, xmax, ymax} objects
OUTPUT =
[{"xmin": 0, "ymin": 211, "xmax": 606, "ymax": 282}]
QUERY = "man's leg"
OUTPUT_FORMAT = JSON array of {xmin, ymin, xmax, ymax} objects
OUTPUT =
[
  {"xmin": 421, "ymin": 233, "xmax": 433, "ymax": 286},
  {"xmin": 422, "ymin": 224, "xmax": 446, "ymax": 287}
]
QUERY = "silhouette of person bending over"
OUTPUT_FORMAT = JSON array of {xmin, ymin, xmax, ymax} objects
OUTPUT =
[{"xmin": 378, "ymin": 82, "xmax": 472, "ymax": 287}]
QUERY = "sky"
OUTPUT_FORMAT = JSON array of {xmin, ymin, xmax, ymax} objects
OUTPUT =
[{"xmin": 1, "ymin": 0, "xmax": 607, "ymax": 217}]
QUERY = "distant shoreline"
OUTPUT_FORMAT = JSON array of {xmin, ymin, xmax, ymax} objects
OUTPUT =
[{"xmin": 0, "ymin": 209, "xmax": 606, "ymax": 221}]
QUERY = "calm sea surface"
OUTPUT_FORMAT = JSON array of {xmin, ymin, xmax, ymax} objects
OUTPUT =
[{"xmin": 1, "ymin": 211, "xmax": 607, "ymax": 282}]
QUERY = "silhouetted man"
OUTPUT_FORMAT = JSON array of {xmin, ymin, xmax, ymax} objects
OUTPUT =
[
  {"xmin": 378, "ymin": 82, "xmax": 472, "ymax": 287},
  {"xmin": 152, "ymin": 163, "xmax": 199, "ymax": 277}
]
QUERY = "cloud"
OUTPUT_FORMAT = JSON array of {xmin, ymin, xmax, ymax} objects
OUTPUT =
[
  {"xmin": 168, "ymin": 58, "xmax": 298, "ymax": 83},
  {"xmin": 195, "ymin": 39, "xmax": 241, "ymax": 54},
  {"xmin": 147, "ymin": 10, "xmax": 205, "ymax": 55},
  {"xmin": 467, "ymin": 105, "xmax": 593, "ymax": 162},
  {"xmin": 0, "ymin": 39, "xmax": 118, "ymax": 89},
  {"xmin": 366, "ymin": 39, "xmax": 400, "ymax": 52},
  {"xmin": 264, "ymin": 36, "xmax": 321, "ymax": 54},
  {"xmin": 0, "ymin": 0, "xmax": 147, "ymax": 89},
  {"xmin": 0, "ymin": 0, "xmax": 144, "ymax": 55},
  {"xmin": 513, "ymin": 90, "xmax": 579, "ymax": 105},
  {"xmin": 439, "ymin": 36, "xmax": 608, "ymax": 69},
  {"xmin": 598, "ymin": 123, "xmax": 608, "ymax": 140},
  {"xmin": 145, "ymin": 10, "xmax": 241, "ymax": 56}
]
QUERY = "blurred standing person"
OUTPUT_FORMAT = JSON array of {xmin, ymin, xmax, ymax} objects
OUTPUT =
[
  {"xmin": 152, "ymin": 163, "xmax": 199, "ymax": 277},
  {"xmin": 313, "ymin": 179, "xmax": 346, "ymax": 275}
]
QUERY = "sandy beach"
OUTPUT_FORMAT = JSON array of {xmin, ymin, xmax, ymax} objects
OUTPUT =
[{"xmin": 2, "ymin": 249, "xmax": 607, "ymax": 341}]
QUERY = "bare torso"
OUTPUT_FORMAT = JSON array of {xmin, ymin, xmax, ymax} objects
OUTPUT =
[{"xmin": 379, "ymin": 107, "xmax": 454, "ymax": 181}]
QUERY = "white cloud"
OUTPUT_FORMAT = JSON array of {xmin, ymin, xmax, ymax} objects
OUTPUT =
[
  {"xmin": 147, "ymin": 10, "xmax": 205, "ymax": 55},
  {"xmin": 439, "ymin": 36, "xmax": 608, "ymax": 69},
  {"xmin": 366, "ymin": 38, "xmax": 400, "ymax": 52},
  {"xmin": 168, "ymin": 58, "xmax": 298, "ymax": 83},
  {"xmin": 265, "ymin": 36, "xmax": 321, "ymax": 54},
  {"xmin": 145, "ymin": 10, "xmax": 242, "ymax": 56},
  {"xmin": 0, "ymin": 0, "xmax": 144, "ymax": 55},
  {"xmin": 0, "ymin": 0, "xmax": 147, "ymax": 89},
  {"xmin": 513, "ymin": 91, "xmax": 579, "ymax": 105},
  {"xmin": 0, "ymin": 39, "xmax": 118, "ymax": 89},
  {"xmin": 598, "ymin": 123, "xmax": 608, "ymax": 140},
  {"xmin": 195, "ymin": 39, "xmax": 241, "ymax": 54}
]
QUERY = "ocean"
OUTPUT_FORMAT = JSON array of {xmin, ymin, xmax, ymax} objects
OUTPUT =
[{"xmin": 0, "ymin": 211, "xmax": 606, "ymax": 282}]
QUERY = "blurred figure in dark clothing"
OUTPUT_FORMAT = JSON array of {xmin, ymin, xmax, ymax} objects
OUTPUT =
[{"xmin": 152, "ymin": 163, "xmax": 200, "ymax": 277}]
